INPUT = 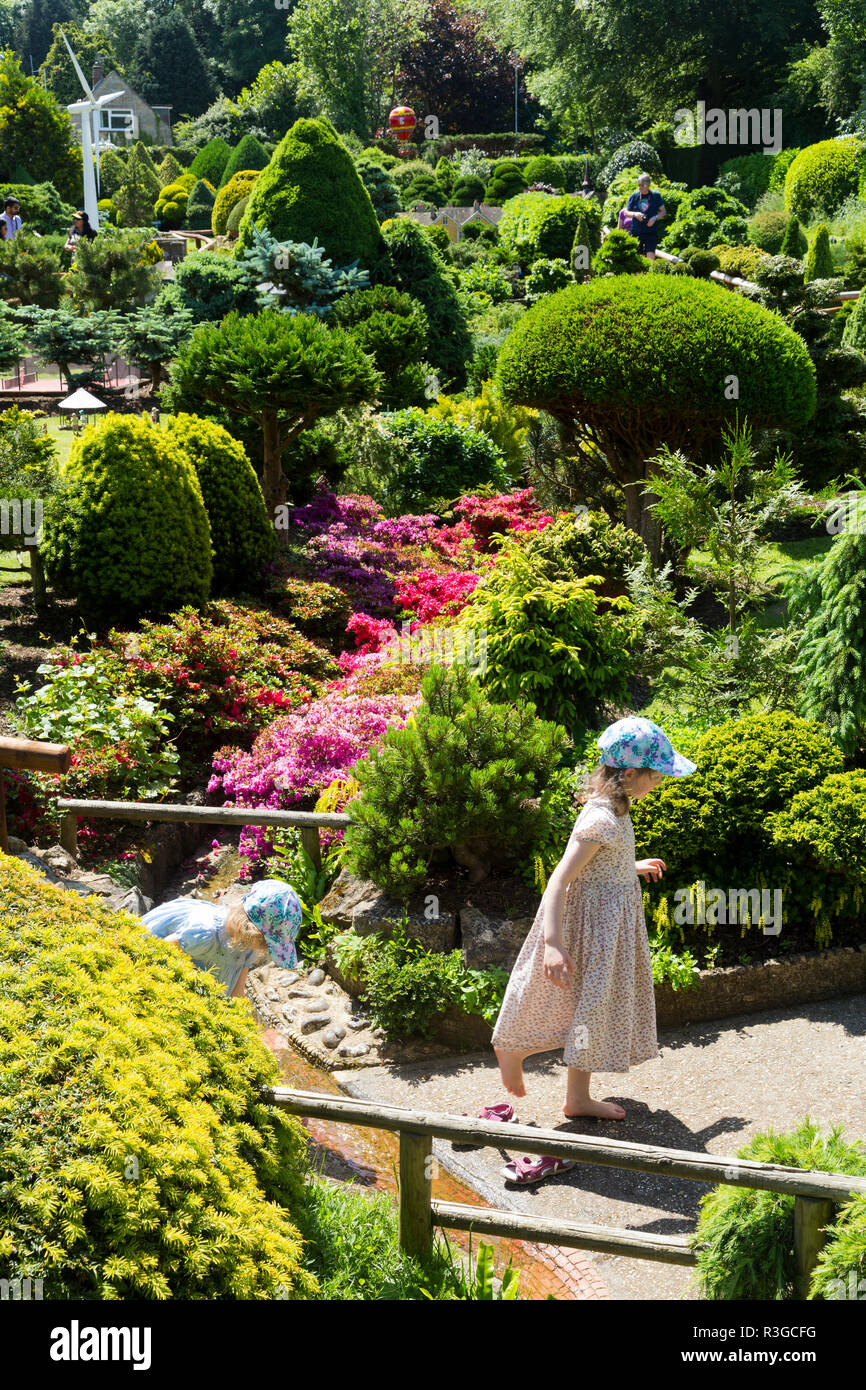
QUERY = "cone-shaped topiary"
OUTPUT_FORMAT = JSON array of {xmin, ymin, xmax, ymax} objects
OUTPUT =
[
  {"xmin": 219, "ymin": 132, "xmax": 270, "ymax": 188},
  {"xmin": 343, "ymin": 662, "xmax": 569, "ymax": 896},
  {"xmin": 804, "ymin": 222, "xmax": 834, "ymax": 281},
  {"xmin": 190, "ymin": 136, "xmax": 232, "ymax": 186},
  {"xmin": 842, "ymin": 287, "xmax": 866, "ymax": 350},
  {"xmin": 212, "ymin": 170, "xmax": 260, "ymax": 236},
  {"xmin": 41, "ymin": 413, "xmax": 213, "ymax": 620},
  {"xmin": 235, "ymin": 117, "xmax": 384, "ymax": 270},
  {"xmin": 185, "ymin": 178, "xmax": 216, "ymax": 229},
  {"xmin": 225, "ymin": 194, "xmax": 250, "ymax": 238},
  {"xmin": 98, "ymin": 145, "xmax": 127, "ymax": 197},
  {"xmin": 0, "ymin": 851, "xmax": 316, "ymax": 1299},
  {"xmin": 591, "ymin": 228, "xmax": 648, "ymax": 275},
  {"xmin": 164, "ymin": 414, "xmax": 275, "ymax": 594},
  {"xmin": 157, "ymin": 151, "xmax": 183, "ymax": 188}
]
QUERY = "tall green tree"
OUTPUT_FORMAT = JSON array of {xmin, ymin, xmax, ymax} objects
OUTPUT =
[
  {"xmin": 113, "ymin": 141, "xmax": 160, "ymax": 227},
  {"xmin": 40, "ymin": 22, "xmax": 121, "ymax": 106},
  {"xmin": 128, "ymin": 10, "xmax": 214, "ymax": 119},
  {"xmin": 0, "ymin": 47, "xmax": 81, "ymax": 201}
]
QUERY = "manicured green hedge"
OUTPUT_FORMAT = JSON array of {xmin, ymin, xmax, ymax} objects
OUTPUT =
[
  {"xmin": 0, "ymin": 853, "xmax": 316, "ymax": 1299},
  {"xmin": 498, "ymin": 192, "xmax": 587, "ymax": 262},
  {"xmin": 219, "ymin": 134, "xmax": 270, "ymax": 189},
  {"xmin": 212, "ymin": 170, "xmax": 260, "ymax": 237},
  {"xmin": 190, "ymin": 136, "xmax": 232, "ymax": 187},
  {"xmin": 784, "ymin": 138, "xmax": 865, "ymax": 219}
]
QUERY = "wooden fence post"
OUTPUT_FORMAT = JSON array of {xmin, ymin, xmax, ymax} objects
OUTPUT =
[
  {"xmin": 793, "ymin": 1195, "xmax": 835, "ymax": 1299},
  {"xmin": 398, "ymin": 1131, "xmax": 433, "ymax": 1261},
  {"xmin": 299, "ymin": 825, "xmax": 322, "ymax": 873},
  {"xmin": 59, "ymin": 813, "xmax": 78, "ymax": 858}
]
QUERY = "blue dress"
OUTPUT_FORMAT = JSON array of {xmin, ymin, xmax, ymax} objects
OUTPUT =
[{"xmin": 142, "ymin": 899, "xmax": 264, "ymax": 996}]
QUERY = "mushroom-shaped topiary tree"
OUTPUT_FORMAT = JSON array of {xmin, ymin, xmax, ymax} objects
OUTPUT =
[{"xmin": 495, "ymin": 275, "xmax": 817, "ymax": 558}]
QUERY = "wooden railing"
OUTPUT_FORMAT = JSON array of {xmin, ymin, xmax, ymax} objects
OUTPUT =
[
  {"xmin": 57, "ymin": 798, "xmax": 350, "ymax": 870},
  {"xmin": 269, "ymin": 1086, "xmax": 866, "ymax": 1298}
]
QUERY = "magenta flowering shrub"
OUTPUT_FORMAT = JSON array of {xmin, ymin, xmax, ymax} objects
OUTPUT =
[
  {"xmin": 394, "ymin": 568, "xmax": 479, "ymax": 622},
  {"xmin": 291, "ymin": 485, "xmax": 438, "ymax": 546},
  {"xmin": 455, "ymin": 489, "xmax": 555, "ymax": 550},
  {"xmin": 209, "ymin": 689, "xmax": 420, "ymax": 864},
  {"xmin": 345, "ymin": 613, "xmax": 399, "ymax": 654}
]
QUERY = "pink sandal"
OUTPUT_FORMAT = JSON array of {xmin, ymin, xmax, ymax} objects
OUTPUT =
[
  {"xmin": 502, "ymin": 1154, "xmax": 575, "ymax": 1186},
  {"xmin": 478, "ymin": 1103, "xmax": 516, "ymax": 1123}
]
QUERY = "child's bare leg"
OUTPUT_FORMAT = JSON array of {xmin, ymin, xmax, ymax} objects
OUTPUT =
[
  {"xmin": 494, "ymin": 1046, "xmax": 543, "ymax": 1098},
  {"xmin": 564, "ymin": 1068, "xmax": 626, "ymax": 1120}
]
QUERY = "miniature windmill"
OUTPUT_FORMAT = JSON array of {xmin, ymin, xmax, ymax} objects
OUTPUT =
[{"xmin": 59, "ymin": 28, "xmax": 116, "ymax": 228}]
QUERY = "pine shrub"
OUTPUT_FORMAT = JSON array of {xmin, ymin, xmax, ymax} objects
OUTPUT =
[
  {"xmin": 225, "ymin": 195, "xmax": 250, "ymax": 238},
  {"xmin": 0, "ymin": 853, "xmax": 316, "ymax": 1299},
  {"xmin": 748, "ymin": 209, "xmax": 789, "ymax": 255},
  {"xmin": 380, "ymin": 218, "xmax": 472, "ymax": 389},
  {"xmin": 780, "ymin": 214, "xmax": 808, "ymax": 258},
  {"xmin": 190, "ymin": 136, "xmax": 233, "ymax": 187},
  {"xmin": 330, "ymin": 284, "xmax": 430, "ymax": 408},
  {"xmin": 804, "ymin": 222, "xmax": 834, "ymax": 282},
  {"xmin": 219, "ymin": 133, "xmax": 269, "ymax": 188},
  {"xmin": 592, "ymin": 229, "xmax": 648, "ymax": 275},
  {"xmin": 599, "ymin": 140, "xmax": 663, "ymax": 189},
  {"xmin": 382, "ymin": 409, "xmax": 507, "ymax": 512},
  {"xmin": 212, "ymin": 170, "xmax": 261, "ymax": 236},
  {"xmin": 343, "ymin": 663, "xmax": 568, "ymax": 897},
  {"xmin": 185, "ymin": 178, "xmax": 216, "ymax": 229}
]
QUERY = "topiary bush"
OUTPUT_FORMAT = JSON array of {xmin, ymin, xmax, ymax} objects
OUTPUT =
[
  {"xmin": 212, "ymin": 170, "xmax": 260, "ymax": 236},
  {"xmin": 42, "ymin": 413, "xmax": 213, "ymax": 621},
  {"xmin": 804, "ymin": 222, "xmax": 834, "ymax": 282},
  {"xmin": 343, "ymin": 662, "xmax": 569, "ymax": 897},
  {"xmin": 236, "ymin": 117, "xmax": 384, "ymax": 271},
  {"xmin": 226, "ymin": 195, "xmax": 250, "ymax": 238},
  {"xmin": 0, "ymin": 852, "xmax": 316, "ymax": 1298},
  {"xmin": 664, "ymin": 186, "xmax": 749, "ymax": 252},
  {"xmin": 380, "ymin": 218, "xmax": 472, "ymax": 389},
  {"xmin": 484, "ymin": 159, "xmax": 528, "ymax": 205},
  {"xmin": 716, "ymin": 153, "xmax": 775, "ymax": 209},
  {"xmin": 451, "ymin": 174, "xmax": 485, "ymax": 205},
  {"xmin": 185, "ymin": 178, "xmax": 216, "ymax": 229},
  {"xmin": 523, "ymin": 155, "xmax": 565, "ymax": 189},
  {"xmin": 599, "ymin": 140, "xmax": 662, "ymax": 189},
  {"xmin": 330, "ymin": 284, "xmax": 430, "ymax": 408},
  {"xmin": 630, "ymin": 712, "xmax": 844, "ymax": 925},
  {"xmin": 693, "ymin": 1120, "xmax": 866, "ymax": 1300},
  {"xmin": 157, "ymin": 151, "xmax": 183, "ymax": 188},
  {"xmin": 190, "ymin": 136, "xmax": 233, "ymax": 187},
  {"xmin": 592, "ymin": 229, "xmax": 648, "ymax": 275},
  {"xmin": 219, "ymin": 133, "xmax": 270, "ymax": 188},
  {"xmin": 163, "ymin": 414, "xmax": 275, "ymax": 594},
  {"xmin": 381, "ymin": 408, "xmax": 508, "ymax": 512},
  {"xmin": 841, "ymin": 289, "xmax": 866, "ymax": 350},
  {"xmin": 498, "ymin": 192, "xmax": 587, "ymax": 263},
  {"xmin": 457, "ymin": 534, "xmax": 638, "ymax": 728},
  {"xmin": 780, "ymin": 214, "xmax": 808, "ymax": 258},
  {"xmin": 155, "ymin": 179, "xmax": 190, "ymax": 229},
  {"xmin": 748, "ymin": 209, "xmax": 789, "ymax": 255},
  {"xmin": 784, "ymin": 138, "xmax": 865, "ymax": 219},
  {"xmin": 402, "ymin": 171, "xmax": 445, "ymax": 209},
  {"xmin": 570, "ymin": 199, "xmax": 603, "ymax": 268}
]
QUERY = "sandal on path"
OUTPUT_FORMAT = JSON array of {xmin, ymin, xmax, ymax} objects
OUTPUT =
[
  {"xmin": 453, "ymin": 1102, "xmax": 516, "ymax": 1149},
  {"xmin": 501, "ymin": 1154, "xmax": 576, "ymax": 1187}
]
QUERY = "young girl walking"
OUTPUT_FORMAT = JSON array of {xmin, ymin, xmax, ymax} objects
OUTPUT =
[
  {"xmin": 488, "ymin": 717, "xmax": 696, "ymax": 1186},
  {"xmin": 142, "ymin": 879, "xmax": 303, "ymax": 1000}
]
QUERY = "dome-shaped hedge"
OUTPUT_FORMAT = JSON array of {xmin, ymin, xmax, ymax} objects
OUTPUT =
[
  {"xmin": 156, "ymin": 179, "xmax": 190, "ymax": 229},
  {"xmin": 164, "ymin": 414, "xmax": 275, "ymax": 594},
  {"xmin": 784, "ymin": 137, "xmax": 865, "ymax": 219},
  {"xmin": 599, "ymin": 140, "xmax": 662, "ymax": 188},
  {"xmin": 495, "ymin": 275, "xmax": 817, "ymax": 433},
  {"xmin": 42, "ymin": 413, "xmax": 213, "ymax": 620},
  {"xmin": 0, "ymin": 852, "xmax": 315, "ymax": 1299},
  {"xmin": 225, "ymin": 195, "xmax": 251, "ymax": 238},
  {"xmin": 498, "ymin": 191, "xmax": 587, "ymax": 262},
  {"xmin": 235, "ymin": 117, "xmax": 383, "ymax": 269},
  {"xmin": 213, "ymin": 169, "xmax": 260, "ymax": 236}
]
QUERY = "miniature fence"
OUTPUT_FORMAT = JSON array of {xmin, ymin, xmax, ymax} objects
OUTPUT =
[
  {"xmin": 56, "ymin": 798, "xmax": 350, "ymax": 870},
  {"xmin": 270, "ymin": 1086, "xmax": 866, "ymax": 1298},
  {"xmin": 655, "ymin": 247, "xmax": 859, "ymax": 309},
  {"xmin": 1, "ymin": 737, "xmax": 70, "ymax": 852}
]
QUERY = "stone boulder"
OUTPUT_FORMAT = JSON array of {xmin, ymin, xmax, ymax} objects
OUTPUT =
[
  {"xmin": 459, "ymin": 905, "xmax": 533, "ymax": 973},
  {"xmin": 318, "ymin": 869, "xmax": 457, "ymax": 953}
]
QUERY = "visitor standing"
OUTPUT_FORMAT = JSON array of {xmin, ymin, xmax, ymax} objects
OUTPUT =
[
  {"xmin": 141, "ymin": 879, "xmax": 303, "ymax": 1001},
  {"xmin": 64, "ymin": 210, "xmax": 97, "ymax": 252},
  {"xmin": 625, "ymin": 174, "xmax": 666, "ymax": 260},
  {"xmin": 3, "ymin": 197, "xmax": 22, "ymax": 241},
  {"xmin": 485, "ymin": 717, "xmax": 696, "ymax": 1186}
]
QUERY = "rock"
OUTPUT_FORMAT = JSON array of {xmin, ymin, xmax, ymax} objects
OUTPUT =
[
  {"xmin": 281, "ymin": 972, "xmax": 299, "ymax": 987},
  {"xmin": 265, "ymin": 988, "xmax": 280, "ymax": 1002},
  {"xmin": 338, "ymin": 1041, "xmax": 371, "ymax": 1058},
  {"xmin": 304, "ymin": 999, "xmax": 330, "ymax": 1014},
  {"xmin": 301, "ymin": 1016, "xmax": 329, "ymax": 1034},
  {"xmin": 322, "ymin": 1025, "xmax": 347, "ymax": 1048},
  {"xmin": 6, "ymin": 836, "xmax": 28, "ymax": 855},
  {"xmin": 318, "ymin": 869, "xmax": 457, "ymax": 953},
  {"xmin": 117, "ymin": 887, "xmax": 153, "ymax": 917},
  {"xmin": 307, "ymin": 967, "xmax": 325, "ymax": 986},
  {"xmin": 287, "ymin": 988, "xmax": 314, "ymax": 999},
  {"xmin": 371, "ymin": 1028, "xmax": 385, "ymax": 1040},
  {"xmin": 347, "ymin": 1017, "xmax": 369, "ymax": 1030},
  {"xmin": 459, "ymin": 905, "xmax": 532, "ymax": 973},
  {"xmin": 41, "ymin": 844, "xmax": 78, "ymax": 875},
  {"xmin": 74, "ymin": 872, "xmax": 121, "ymax": 896}
]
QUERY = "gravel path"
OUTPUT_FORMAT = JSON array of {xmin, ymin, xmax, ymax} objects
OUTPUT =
[{"xmin": 335, "ymin": 993, "xmax": 866, "ymax": 1300}]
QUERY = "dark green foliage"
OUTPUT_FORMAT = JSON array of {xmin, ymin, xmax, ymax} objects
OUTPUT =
[
  {"xmin": 748, "ymin": 210, "xmax": 789, "ymax": 255},
  {"xmin": 716, "ymin": 153, "xmax": 775, "ymax": 209},
  {"xmin": 451, "ymin": 174, "xmax": 485, "ymax": 205},
  {"xmin": 235, "ymin": 117, "xmax": 383, "ymax": 271},
  {"xmin": 164, "ymin": 414, "xmax": 275, "ymax": 594},
  {"xmin": 804, "ymin": 222, "xmax": 834, "ymax": 282},
  {"xmin": 0, "ymin": 181, "xmax": 74, "ymax": 235},
  {"xmin": 484, "ymin": 159, "xmax": 527, "ymax": 205},
  {"xmin": 190, "ymin": 137, "xmax": 232, "ymax": 187},
  {"xmin": 219, "ymin": 133, "xmax": 270, "ymax": 188},
  {"xmin": 664, "ymin": 186, "xmax": 749, "ymax": 253},
  {"xmin": 841, "ymin": 234, "xmax": 866, "ymax": 290},
  {"xmin": 41, "ymin": 413, "xmax": 213, "ymax": 621},
  {"xmin": 354, "ymin": 156, "xmax": 401, "ymax": 221},
  {"xmin": 631, "ymin": 712, "xmax": 843, "ymax": 922},
  {"xmin": 66, "ymin": 227, "xmax": 162, "ymax": 314},
  {"xmin": 402, "ymin": 171, "xmax": 445, "ymax": 209},
  {"xmin": 115, "ymin": 305, "xmax": 195, "ymax": 391},
  {"xmin": 784, "ymin": 137, "xmax": 864, "ymax": 219},
  {"xmin": 382, "ymin": 408, "xmax": 507, "ymax": 511},
  {"xmin": 523, "ymin": 155, "xmax": 565, "ymax": 189},
  {"xmin": 0, "ymin": 232, "xmax": 63, "ymax": 308},
  {"xmin": 330, "ymin": 284, "xmax": 430, "ymax": 408},
  {"xmin": 694, "ymin": 1121, "xmax": 866, "ymax": 1300},
  {"xmin": 684, "ymin": 248, "xmax": 721, "ymax": 278},
  {"xmin": 344, "ymin": 663, "xmax": 569, "ymax": 897},
  {"xmin": 16, "ymin": 307, "xmax": 117, "ymax": 389},
  {"xmin": 380, "ymin": 218, "xmax": 472, "ymax": 389},
  {"xmin": 155, "ymin": 250, "xmax": 260, "ymax": 324},
  {"xmin": 599, "ymin": 140, "xmax": 663, "ymax": 189},
  {"xmin": 226, "ymin": 196, "xmax": 251, "ymax": 237},
  {"xmin": 185, "ymin": 179, "xmax": 216, "ymax": 229},
  {"xmin": 781, "ymin": 214, "xmax": 808, "ymax": 258},
  {"xmin": 591, "ymin": 229, "xmax": 647, "ymax": 276},
  {"xmin": 459, "ymin": 535, "xmax": 638, "ymax": 728}
]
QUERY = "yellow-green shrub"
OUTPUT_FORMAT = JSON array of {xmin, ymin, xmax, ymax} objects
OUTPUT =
[
  {"xmin": 212, "ymin": 170, "xmax": 260, "ymax": 237},
  {"xmin": 0, "ymin": 853, "xmax": 317, "ymax": 1299}
]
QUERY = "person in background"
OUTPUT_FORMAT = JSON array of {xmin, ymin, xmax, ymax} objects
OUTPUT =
[
  {"xmin": 3, "ymin": 197, "xmax": 21, "ymax": 240},
  {"xmin": 625, "ymin": 173, "xmax": 666, "ymax": 260},
  {"xmin": 64, "ymin": 210, "xmax": 97, "ymax": 251}
]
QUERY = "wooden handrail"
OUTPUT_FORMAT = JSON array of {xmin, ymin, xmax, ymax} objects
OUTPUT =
[{"xmin": 270, "ymin": 1086, "xmax": 864, "ymax": 1292}]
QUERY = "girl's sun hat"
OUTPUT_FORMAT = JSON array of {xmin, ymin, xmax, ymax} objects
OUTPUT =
[
  {"xmin": 242, "ymin": 879, "xmax": 304, "ymax": 968},
  {"xmin": 598, "ymin": 717, "xmax": 696, "ymax": 778}
]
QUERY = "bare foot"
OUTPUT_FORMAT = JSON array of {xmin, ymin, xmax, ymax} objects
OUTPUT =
[
  {"xmin": 563, "ymin": 1099, "xmax": 626, "ymax": 1120},
  {"xmin": 494, "ymin": 1047, "xmax": 527, "ymax": 1098}
]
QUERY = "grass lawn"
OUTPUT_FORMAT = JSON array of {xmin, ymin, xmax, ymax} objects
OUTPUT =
[
  {"xmin": 0, "ymin": 551, "xmax": 29, "ymax": 585},
  {"xmin": 686, "ymin": 535, "xmax": 834, "ymax": 591}
]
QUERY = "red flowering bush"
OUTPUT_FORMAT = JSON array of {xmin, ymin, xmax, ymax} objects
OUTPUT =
[
  {"xmin": 345, "ymin": 613, "xmax": 399, "ymax": 655},
  {"xmin": 394, "ymin": 569, "xmax": 479, "ymax": 622},
  {"xmin": 455, "ymin": 489, "xmax": 555, "ymax": 550}
]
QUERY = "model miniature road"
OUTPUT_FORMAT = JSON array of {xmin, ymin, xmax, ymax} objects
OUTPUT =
[{"xmin": 335, "ymin": 993, "xmax": 866, "ymax": 1300}]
